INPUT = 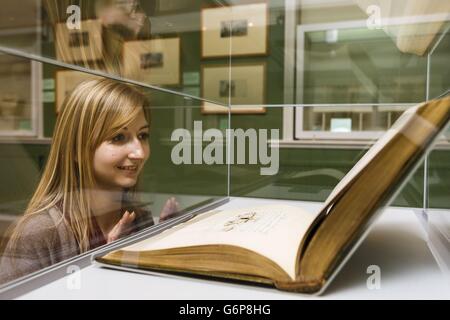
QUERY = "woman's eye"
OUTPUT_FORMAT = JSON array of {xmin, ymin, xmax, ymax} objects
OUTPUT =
[
  {"xmin": 139, "ymin": 132, "xmax": 149, "ymax": 140},
  {"xmin": 112, "ymin": 133, "xmax": 125, "ymax": 142}
]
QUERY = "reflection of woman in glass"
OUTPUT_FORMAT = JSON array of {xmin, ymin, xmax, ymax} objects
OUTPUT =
[
  {"xmin": 44, "ymin": 0, "xmax": 152, "ymax": 75},
  {"xmin": 0, "ymin": 79, "xmax": 178, "ymax": 284}
]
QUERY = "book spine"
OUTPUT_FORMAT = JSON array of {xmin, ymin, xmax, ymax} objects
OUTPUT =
[{"xmin": 274, "ymin": 278, "xmax": 324, "ymax": 294}]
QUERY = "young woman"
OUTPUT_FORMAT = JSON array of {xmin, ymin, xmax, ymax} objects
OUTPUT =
[{"xmin": 0, "ymin": 79, "xmax": 178, "ymax": 284}]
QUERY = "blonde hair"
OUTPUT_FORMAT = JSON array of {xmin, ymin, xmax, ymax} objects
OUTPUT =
[{"xmin": 9, "ymin": 79, "xmax": 150, "ymax": 253}]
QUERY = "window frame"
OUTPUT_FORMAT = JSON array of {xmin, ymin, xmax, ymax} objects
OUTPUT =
[{"xmin": 294, "ymin": 20, "xmax": 422, "ymax": 142}]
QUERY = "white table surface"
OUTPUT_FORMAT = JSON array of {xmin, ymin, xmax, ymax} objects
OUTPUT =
[{"xmin": 18, "ymin": 197, "xmax": 450, "ymax": 300}]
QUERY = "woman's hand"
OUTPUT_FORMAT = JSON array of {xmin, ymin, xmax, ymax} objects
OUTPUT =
[
  {"xmin": 107, "ymin": 210, "xmax": 136, "ymax": 243},
  {"xmin": 159, "ymin": 197, "xmax": 180, "ymax": 222}
]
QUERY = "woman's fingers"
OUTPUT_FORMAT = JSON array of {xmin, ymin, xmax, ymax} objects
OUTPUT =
[
  {"xmin": 159, "ymin": 197, "xmax": 180, "ymax": 222},
  {"xmin": 174, "ymin": 199, "xmax": 180, "ymax": 211},
  {"xmin": 168, "ymin": 197, "xmax": 179, "ymax": 210},
  {"xmin": 107, "ymin": 223, "xmax": 121, "ymax": 243},
  {"xmin": 107, "ymin": 211, "xmax": 136, "ymax": 243},
  {"xmin": 120, "ymin": 210, "xmax": 136, "ymax": 225}
]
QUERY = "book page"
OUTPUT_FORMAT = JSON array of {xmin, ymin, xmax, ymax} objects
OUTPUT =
[
  {"xmin": 323, "ymin": 103, "xmax": 422, "ymax": 207},
  {"xmin": 119, "ymin": 204, "xmax": 319, "ymax": 280}
]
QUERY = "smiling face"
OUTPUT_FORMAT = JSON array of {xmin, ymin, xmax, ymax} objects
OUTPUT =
[{"xmin": 93, "ymin": 108, "xmax": 150, "ymax": 190}]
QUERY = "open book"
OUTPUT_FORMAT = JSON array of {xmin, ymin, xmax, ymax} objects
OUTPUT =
[{"xmin": 96, "ymin": 97, "xmax": 450, "ymax": 294}]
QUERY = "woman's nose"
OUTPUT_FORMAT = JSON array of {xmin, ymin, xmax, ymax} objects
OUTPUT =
[{"xmin": 128, "ymin": 140, "xmax": 145, "ymax": 159}]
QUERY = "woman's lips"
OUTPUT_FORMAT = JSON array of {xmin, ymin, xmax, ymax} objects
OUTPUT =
[{"xmin": 117, "ymin": 165, "xmax": 138, "ymax": 172}]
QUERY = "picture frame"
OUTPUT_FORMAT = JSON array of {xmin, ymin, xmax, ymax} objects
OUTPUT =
[
  {"xmin": 293, "ymin": 20, "xmax": 422, "ymax": 141},
  {"xmin": 0, "ymin": 56, "xmax": 41, "ymax": 137},
  {"xmin": 55, "ymin": 70, "xmax": 102, "ymax": 113},
  {"xmin": 201, "ymin": 3, "xmax": 268, "ymax": 58},
  {"xmin": 122, "ymin": 38, "xmax": 181, "ymax": 86},
  {"xmin": 55, "ymin": 20, "xmax": 103, "ymax": 63},
  {"xmin": 201, "ymin": 63, "xmax": 266, "ymax": 114}
]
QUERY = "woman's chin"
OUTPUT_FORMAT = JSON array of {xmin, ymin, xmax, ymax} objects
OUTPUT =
[{"xmin": 115, "ymin": 177, "xmax": 138, "ymax": 188}]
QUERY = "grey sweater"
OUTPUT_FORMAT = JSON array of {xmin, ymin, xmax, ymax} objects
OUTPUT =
[
  {"xmin": 0, "ymin": 206, "xmax": 79, "ymax": 285},
  {"xmin": 0, "ymin": 206, "xmax": 153, "ymax": 285}
]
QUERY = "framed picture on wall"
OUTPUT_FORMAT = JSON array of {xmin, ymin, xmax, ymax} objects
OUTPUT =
[
  {"xmin": 201, "ymin": 3, "xmax": 268, "ymax": 58},
  {"xmin": 55, "ymin": 70, "xmax": 102, "ymax": 113},
  {"xmin": 201, "ymin": 63, "xmax": 266, "ymax": 114},
  {"xmin": 122, "ymin": 38, "xmax": 181, "ymax": 86},
  {"xmin": 55, "ymin": 20, "xmax": 103, "ymax": 63},
  {"xmin": 0, "ymin": 55, "xmax": 41, "ymax": 137}
]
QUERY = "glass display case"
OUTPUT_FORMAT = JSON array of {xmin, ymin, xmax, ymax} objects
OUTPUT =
[
  {"xmin": 0, "ymin": 0, "xmax": 448, "ymax": 296},
  {"xmin": 422, "ymin": 22, "xmax": 450, "ymax": 280}
]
